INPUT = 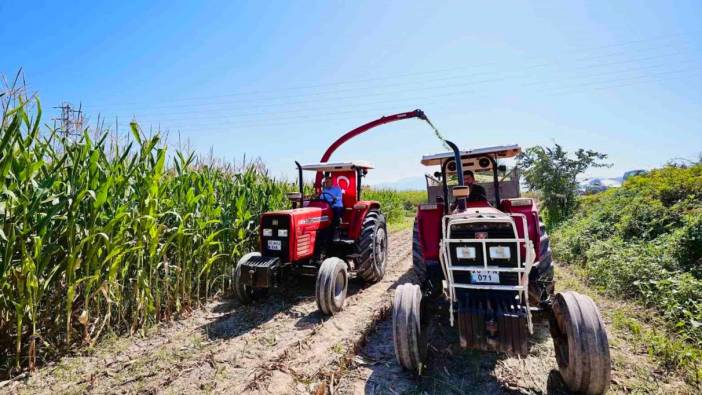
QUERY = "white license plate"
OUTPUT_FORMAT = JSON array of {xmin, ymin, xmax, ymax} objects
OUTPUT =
[
  {"xmin": 470, "ymin": 270, "xmax": 500, "ymax": 283},
  {"xmin": 267, "ymin": 240, "xmax": 282, "ymax": 250}
]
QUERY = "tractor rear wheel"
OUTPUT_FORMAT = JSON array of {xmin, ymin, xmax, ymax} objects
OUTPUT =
[
  {"xmin": 355, "ymin": 209, "xmax": 387, "ymax": 283},
  {"xmin": 392, "ymin": 283, "xmax": 427, "ymax": 374},
  {"xmin": 550, "ymin": 291, "xmax": 611, "ymax": 395},
  {"xmin": 315, "ymin": 257, "xmax": 348, "ymax": 315},
  {"xmin": 233, "ymin": 252, "xmax": 268, "ymax": 304}
]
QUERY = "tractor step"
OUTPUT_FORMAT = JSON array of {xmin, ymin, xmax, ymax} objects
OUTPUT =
[{"xmin": 239, "ymin": 256, "xmax": 282, "ymax": 288}]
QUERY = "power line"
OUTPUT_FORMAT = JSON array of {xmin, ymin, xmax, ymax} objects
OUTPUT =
[
  {"xmin": 99, "ymin": 53, "xmax": 694, "ymax": 125},
  {"xmin": 131, "ymin": 67, "xmax": 702, "ymax": 133},
  {"xmin": 103, "ymin": 58, "xmax": 701, "ymax": 126},
  {"xmin": 84, "ymin": 30, "xmax": 700, "ymax": 111}
]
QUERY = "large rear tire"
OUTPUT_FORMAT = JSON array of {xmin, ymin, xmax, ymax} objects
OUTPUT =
[
  {"xmin": 392, "ymin": 283, "xmax": 427, "ymax": 374},
  {"xmin": 356, "ymin": 209, "xmax": 388, "ymax": 283},
  {"xmin": 233, "ymin": 252, "xmax": 269, "ymax": 304},
  {"xmin": 550, "ymin": 291, "xmax": 611, "ymax": 394},
  {"xmin": 315, "ymin": 257, "xmax": 348, "ymax": 315}
]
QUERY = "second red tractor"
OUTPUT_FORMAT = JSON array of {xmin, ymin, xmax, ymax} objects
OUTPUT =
[
  {"xmin": 232, "ymin": 110, "xmax": 431, "ymax": 315},
  {"xmin": 393, "ymin": 141, "xmax": 612, "ymax": 394}
]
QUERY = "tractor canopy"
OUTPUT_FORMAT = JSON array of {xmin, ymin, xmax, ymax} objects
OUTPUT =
[
  {"xmin": 420, "ymin": 144, "xmax": 522, "ymax": 208},
  {"xmin": 297, "ymin": 161, "xmax": 374, "ymax": 209}
]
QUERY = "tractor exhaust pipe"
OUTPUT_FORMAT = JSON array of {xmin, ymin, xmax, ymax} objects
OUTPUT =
[
  {"xmin": 445, "ymin": 140, "xmax": 466, "ymax": 211},
  {"xmin": 294, "ymin": 161, "xmax": 303, "ymax": 196}
]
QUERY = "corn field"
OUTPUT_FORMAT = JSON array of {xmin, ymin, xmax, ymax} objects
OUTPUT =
[{"xmin": 0, "ymin": 95, "xmax": 290, "ymax": 374}]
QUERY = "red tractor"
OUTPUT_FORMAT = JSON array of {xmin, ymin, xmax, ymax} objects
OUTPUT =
[
  {"xmin": 393, "ymin": 142, "xmax": 612, "ymax": 394},
  {"xmin": 233, "ymin": 110, "xmax": 432, "ymax": 315}
]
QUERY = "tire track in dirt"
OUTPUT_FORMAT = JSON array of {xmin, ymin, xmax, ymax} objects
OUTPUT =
[
  {"xmin": 329, "ymin": 264, "xmax": 696, "ymax": 395},
  {"xmin": 10, "ymin": 229, "xmax": 412, "ymax": 395}
]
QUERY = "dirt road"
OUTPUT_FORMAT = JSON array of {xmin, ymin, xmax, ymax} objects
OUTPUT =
[
  {"xmin": 7, "ymin": 228, "xmax": 696, "ymax": 394},
  {"xmin": 9, "ymin": 230, "xmax": 413, "ymax": 394},
  {"xmin": 328, "ymin": 266, "xmax": 695, "ymax": 395}
]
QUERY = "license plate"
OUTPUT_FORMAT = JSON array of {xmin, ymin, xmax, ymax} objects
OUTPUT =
[
  {"xmin": 267, "ymin": 240, "xmax": 282, "ymax": 250},
  {"xmin": 470, "ymin": 270, "xmax": 500, "ymax": 283}
]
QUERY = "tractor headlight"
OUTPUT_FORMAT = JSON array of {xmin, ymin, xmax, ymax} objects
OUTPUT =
[
  {"xmin": 278, "ymin": 229, "xmax": 288, "ymax": 237},
  {"xmin": 456, "ymin": 246, "xmax": 476, "ymax": 259},
  {"xmin": 489, "ymin": 246, "xmax": 511, "ymax": 260},
  {"xmin": 262, "ymin": 228, "xmax": 273, "ymax": 237}
]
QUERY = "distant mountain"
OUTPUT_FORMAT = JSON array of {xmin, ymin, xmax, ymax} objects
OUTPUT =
[{"xmin": 371, "ymin": 176, "xmax": 426, "ymax": 191}]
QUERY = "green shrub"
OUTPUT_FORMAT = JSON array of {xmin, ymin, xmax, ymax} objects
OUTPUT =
[
  {"xmin": 553, "ymin": 164, "xmax": 702, "ymax": 345},
  {"xmin": 363, "ymin": 189, "xmax": 426, "ymax": 224}
]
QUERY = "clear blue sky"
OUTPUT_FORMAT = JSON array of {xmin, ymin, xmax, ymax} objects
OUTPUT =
[{"xmin": 1, "ymin": 1, "xmax": 700, "ymax": 184}]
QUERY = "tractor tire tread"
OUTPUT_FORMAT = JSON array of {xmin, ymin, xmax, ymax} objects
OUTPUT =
[
  {"xmin": 355, "ymin": 209, "xmax": 387, "ymax": 283},
  {"xmin": 551, "ymin": 291, "xmax": 611, "ymax": 395}
]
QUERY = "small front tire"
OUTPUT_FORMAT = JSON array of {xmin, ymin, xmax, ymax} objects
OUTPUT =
[{"xmin": 315, "ymin": 257, "xmax": 349, "ymax": 315}]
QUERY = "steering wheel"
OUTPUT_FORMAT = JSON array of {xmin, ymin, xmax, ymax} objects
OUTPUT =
[{"xmin": 318, "ymin": 191, "xmax": 337, "ymax": 205}]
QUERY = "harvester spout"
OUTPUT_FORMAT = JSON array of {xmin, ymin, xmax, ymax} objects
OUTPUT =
[{"xmin": 314, "ymin": 109, "xmax": 429, "ymax": 190}]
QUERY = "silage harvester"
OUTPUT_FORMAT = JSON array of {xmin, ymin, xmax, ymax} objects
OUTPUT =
[{"xmin": 233, "ymin": 110, "xmax": 433, "ymax": 315}]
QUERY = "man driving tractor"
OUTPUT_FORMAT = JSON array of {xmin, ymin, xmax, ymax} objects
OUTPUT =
[
  {"xmin": 464, "ymin": 170, "xmax": 487, "ymax": 202},
  {"xmin": 449, "ymin": 169, "xmax": 489, "ymax": 211},
  {"xmin": 322, "ymin": 173, "xmax": 344, "ymax": 226}
]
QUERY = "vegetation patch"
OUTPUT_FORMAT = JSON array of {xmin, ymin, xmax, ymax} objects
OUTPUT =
[
  {"xmin": 363, "ymin": 189, "xmax": 425, "ymax": 228},
  {"xmin": 553, "ymin": 163, "xmax": 702, "ymax": 385}
]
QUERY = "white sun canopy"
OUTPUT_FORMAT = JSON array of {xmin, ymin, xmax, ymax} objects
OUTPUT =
[
  {"xmin": 300, "ymin": 161, "xmax": 374, "ymax": 172},
  {"xmin": 421, "ymin": 145, "xmax": 521, "ymax": 166}
]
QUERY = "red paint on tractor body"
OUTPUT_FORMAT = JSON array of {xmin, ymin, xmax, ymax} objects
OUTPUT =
[
  {"xmin": 347, "ymin": 200, "xmax": 381, "ymax": 239},
  {"xmin": 261, "ymin": 205, "xmax": 332, "ymax": 262},
  {"xmin": 415, "ymin": 199, "xmax": 544, "ymax": 264},
  {"xmin": 416, "ymin": 204, "xmax": 444, "ymax": 261},
  {"xmin": 501, "ymin": 199, "xmax": 541, "ymax": 261}
]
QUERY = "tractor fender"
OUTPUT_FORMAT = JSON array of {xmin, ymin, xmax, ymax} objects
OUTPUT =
[
  {"xmin": 415, "ymin": 204, "xmax": 443, "ymax": 261},
  {"xmin": 347, "ymin": 200, "xmax": 381, "ymax": 239}
]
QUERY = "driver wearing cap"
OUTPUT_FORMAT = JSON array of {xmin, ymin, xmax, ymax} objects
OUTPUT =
[{"xmin": 322, "ymin": 174, "xmax": 344, "ymax": 225}]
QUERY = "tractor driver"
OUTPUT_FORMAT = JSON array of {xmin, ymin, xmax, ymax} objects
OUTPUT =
[
  {"xmin": 322, "ymin": 174, "xmax": 344, "ymax": 226},
  {"xmin": 451, "ymin": 170, "xmax": 488, "ymax": 211},
  {"xmin": 464, "ymin": 170, "xmax": 487, "ymax": 202}
]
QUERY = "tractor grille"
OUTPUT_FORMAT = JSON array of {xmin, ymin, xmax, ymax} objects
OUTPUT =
[
  {"xmin": 449, "ymin": 222, "xmax": 515, "ymax": 239},
  {"xmin": 297, "ymin": 233, "xmax": 312, "ymax": 256},
  {"xmin": 261, "ymin": 214, "xmax": 291, "ymax": 261},
  {"xmin": 449, "ymin": 222, "xmax": 520, "ymax": 286}
]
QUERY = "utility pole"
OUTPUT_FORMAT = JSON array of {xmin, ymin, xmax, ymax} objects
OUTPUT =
[{"xmin": 53, "ymin": 102, "xmax": 84, "ymax": 138}]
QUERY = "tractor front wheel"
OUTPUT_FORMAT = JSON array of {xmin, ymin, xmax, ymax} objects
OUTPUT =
[
  {"xmin": 392, "ymin": 283, "xmax": 427, "ymax": 374},
  {"xmin": 315, "ymin": 257, "xmax": 348, "ymax": 315},
  {"xmin": 356, "ymin": 209, "xmax": 388, "ymax": 283},
  {"xmin": 550, "ymin": 291, "xmax": 611, "ymax": 395},
  {"xmin": 233, "ymin": 252, "xmax": 269, "ymax": 304}
]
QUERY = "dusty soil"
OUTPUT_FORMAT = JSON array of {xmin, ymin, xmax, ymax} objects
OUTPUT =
[
  {"xmin": 5, "ymin": 229, "xmax": 697, "ymax": 394},
  {"xmin": 330, "ymin": 266, "xmax": 696, "ymax": 395},
  {"xmin": 5, "ymin": 230, "xmax": 413, "ymax": 395}
]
